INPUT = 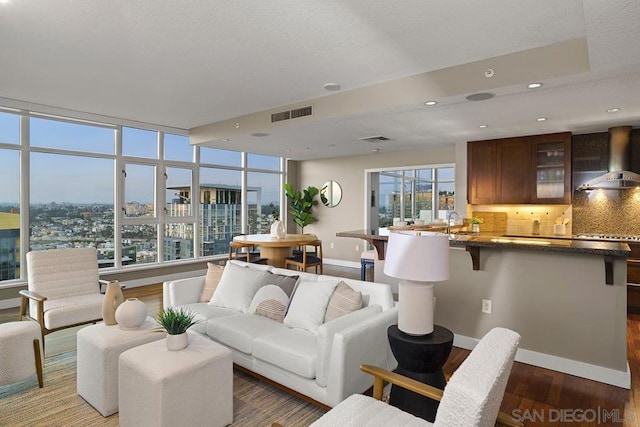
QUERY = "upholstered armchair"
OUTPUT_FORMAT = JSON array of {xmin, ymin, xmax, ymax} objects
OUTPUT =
[
  {"xmin": 275, "ymin": 327, "xmax": 522, "ymax": 427},
  {"xmin": 19, "ymin": 247, "xmax": 107, "ymax": 349}
]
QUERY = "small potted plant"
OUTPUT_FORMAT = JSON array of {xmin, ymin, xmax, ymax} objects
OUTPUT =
[
  {"xmin": 155, "ymin": 307, "xmax": 199, "ymax": 351},
  {"xmin": 470, "ymin": 217, "xmax": 484, "ymax": 234}
]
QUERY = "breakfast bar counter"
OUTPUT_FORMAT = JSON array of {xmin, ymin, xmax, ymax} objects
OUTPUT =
[{"xmin": 337, "ymin": 229, "xmax": 630, "ymax": 388}]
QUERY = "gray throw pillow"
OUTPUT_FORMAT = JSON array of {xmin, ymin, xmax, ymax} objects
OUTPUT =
[{"xmin": 257, "ymin": 271, "xmax": 299, "ymax": 297}]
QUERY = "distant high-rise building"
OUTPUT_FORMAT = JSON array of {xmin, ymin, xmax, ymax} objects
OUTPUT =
[{"xmin": 0, "ymin": 212, "xmax": 20, "ymax": 280}]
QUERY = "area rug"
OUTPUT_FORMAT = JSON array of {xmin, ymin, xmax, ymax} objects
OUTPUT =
[{"xmin": 0, "ymin": 351, "xmax": 325, "ymax": 426}]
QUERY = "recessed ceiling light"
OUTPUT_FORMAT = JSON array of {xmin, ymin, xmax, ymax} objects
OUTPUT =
[
  {"xmin": 250, "ymin": 132, "xmax": 269, "ymax": 137},
  {"xmin": 220, "ymin": 138, "xmax": 229, "ymax": 143},
  {"xmin": 527, "ymin": 82, "xmax": 543, "ymax": 89},
  {"xmin": 0, "ymin": 0, "xmax": 9, "ymax": 4},
  {"xmin": 424, "ymin": 101, "xmax": 437, "ymax": 106},
  {"xmin": 285, "ymin": 149, "xmax": 291, "ymax": 152},
  {"xmin": 536, "ymin": 117, "xmax": 547, "ymax": 122},
  {"xmin": 323, "ymin": 83, "xmax": 341, "ymax": 91},
  {"xmin": 371, "ymin": 148, "xmax": 381, "ymax": 153},
  {"xmin": 479, "ymin": 124, "xmax": 488, "ymax": 128},
  {"xmin": 606, "ymin": 108, "xmax": 621, "ymax": 113}
]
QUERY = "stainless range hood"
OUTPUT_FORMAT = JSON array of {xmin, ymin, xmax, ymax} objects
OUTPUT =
[{"xmin": 576, "ymin": 126, "xmax": 640, "ymax": 190}]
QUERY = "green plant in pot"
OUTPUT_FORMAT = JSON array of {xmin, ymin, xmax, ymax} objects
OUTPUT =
[
  {"xmin": 470, "ymin": 216, "xmax": 484, "ymax": 234},
  {"xmin": 156, "ymin": 307, "xmax": 199, "ymax": 351},
  {"xmin": 283, "ymin": 183, "xmax": 319, "ymax": 234}
]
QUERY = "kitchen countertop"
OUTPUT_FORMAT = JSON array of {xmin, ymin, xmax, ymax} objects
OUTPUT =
[{"xmin": 336, "ymin": 230, "xmax": 630, "ymax": 257}]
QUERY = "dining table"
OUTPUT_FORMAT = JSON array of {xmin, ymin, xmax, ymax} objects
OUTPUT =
[{"xmin": 232, "ymin": 233, "xmax": 318, "ymax": 268}]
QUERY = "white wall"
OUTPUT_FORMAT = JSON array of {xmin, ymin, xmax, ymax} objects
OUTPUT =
[{"xmin": 295, "ymin": 143, "xmax": 464, "ymax": 263}]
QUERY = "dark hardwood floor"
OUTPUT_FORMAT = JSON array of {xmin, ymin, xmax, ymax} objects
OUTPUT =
[{"xmin": 1, "ymin": 265, "xmax": 638, "ymax": 426}]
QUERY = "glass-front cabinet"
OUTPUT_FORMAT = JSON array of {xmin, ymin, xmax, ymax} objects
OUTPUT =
[{"xmin": 531, "ymin": 132, "xmax": 572, "ymax": 204}]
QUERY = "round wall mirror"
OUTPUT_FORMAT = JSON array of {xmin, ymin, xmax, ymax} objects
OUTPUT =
[{"xmin": 320, "ymin": 180, "xmax": 342, "ymax": 208}]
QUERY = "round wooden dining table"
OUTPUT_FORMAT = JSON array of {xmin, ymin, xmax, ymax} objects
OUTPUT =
[{"xmin": 232, "ymin": 234, "xmax": 318, "ymax": 268}]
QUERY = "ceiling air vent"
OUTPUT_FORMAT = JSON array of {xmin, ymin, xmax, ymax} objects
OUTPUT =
[
  {"xmin": 291, "ymin": 106, "xmax": 312, "ymax": 119},
  {"xmin": 359, "ymin": 135, "xmax": 391, "ymax": 143},
  {"xmin": 271, "ymin": 111, "xmax": 291, "ymax": 123},
  {"xmin": 271, "ymin": 105, "xmax": 313, "ymax": 123}
]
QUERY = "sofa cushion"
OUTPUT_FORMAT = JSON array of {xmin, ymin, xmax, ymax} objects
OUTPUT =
[
  {"xmin": 248, "ymin": 285, "xmax": 290, "ymax": 323},
  {"xmin": 207, "ymin": 313, "xmax": 289, "ymax": 355},
  {"xmin": 210, "ymin": 262, "xmax": 269, "ymax": 313},
  {"xmin": 324, "ymin": 281, "xmax": 363, "ymax": 322},
  {"xmin": 284, "ymin": 279, "xmax": 338, "ymax": 334},
  {"xmin": 253, "ymin": 329, "xmax": 317, "ymax": 380},
  {"xmin": 175, "ymin": 303, "xmax": 240, "ymax": 334},
  {"xmin": 199, "ymin": 262, "xmax": 225, "ymax": 303}
]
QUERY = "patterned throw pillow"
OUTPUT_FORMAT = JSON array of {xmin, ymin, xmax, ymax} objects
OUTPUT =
[
  {"xmin": 324, "ymin": 281, "xmax": 364, "ymax": 322},
  {"xmin": 249, "ymin": 285, "xmax": 290, "ymax": 323},
  {"xmin": 257, "ymin": 271, "xmax": 299, "ymax": 297},
  {"xmin": 199, "ymin": 262, "xmax": 225, "ymax": 303}
]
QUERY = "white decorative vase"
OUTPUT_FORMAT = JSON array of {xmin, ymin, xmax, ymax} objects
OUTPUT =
[
  {"xmin": 115, "ymin": 298, "xmax": 147, "ymax": 329},
  {"xmin": 166, "ymin": 332, "xmax": 189, "ymax": 351},
  {"xmin": 102, "ymin": 281, "xmax": 124, "ymax": 326},
  {"xmin": 270, "ymin": 220, "xmax": 286, "ymax": 239}
]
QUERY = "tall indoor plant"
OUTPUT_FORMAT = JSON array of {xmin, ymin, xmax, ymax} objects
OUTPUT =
[{"xmin": 283, "ymin": 183, "xmax": 319, "ymax": 234}]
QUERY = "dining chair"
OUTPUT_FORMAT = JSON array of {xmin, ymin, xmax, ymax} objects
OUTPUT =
[
  {"xmin": 228, "ymin": 241, "xmax": 268, "ymax": 264},
  {"xmin": 285, "ymin": 239, "xmax": 323, "ymax": 274}
]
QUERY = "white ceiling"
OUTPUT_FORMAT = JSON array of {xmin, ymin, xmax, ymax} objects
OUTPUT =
[{"xmin": 1, "ymin": 0, "xmax": 639, "ymax": 160}]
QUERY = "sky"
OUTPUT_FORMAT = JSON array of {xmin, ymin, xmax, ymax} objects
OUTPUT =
[{"xmin": 0, "ymin": 111, "xmax": 282, "ymax": 205}]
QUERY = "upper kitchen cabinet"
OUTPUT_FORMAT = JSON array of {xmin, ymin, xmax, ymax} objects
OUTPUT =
[
  {"xmin": 531, "ymin": 132, "xmax": 572, "ymax": 204},
  {"xmin": 467, "ymin": 132, "xmax": 572, "ymax": 204},
  {"xmin": 467, "ymin": 139, "xmax": 497, "ymax": 204}
]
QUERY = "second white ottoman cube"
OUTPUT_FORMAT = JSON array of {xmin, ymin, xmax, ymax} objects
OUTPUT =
[
  {"xmin": 119, "ymin": 331, "xmax": 233, "ymax": 427},
  {"xmin": 77, "ymin": 317, "xmax": 164, "ymax": 416}
]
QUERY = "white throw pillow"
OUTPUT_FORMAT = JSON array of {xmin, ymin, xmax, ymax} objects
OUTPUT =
[
  {"xmin": 248, "ymin": 285, "xmax": 290, "ymax": 323},
  {"xmin": 209, "ymin": 262, "xmax": 268, "ymax": 313},
  {"xmin": 284, "ymin": 279, "xmax": 338, "ymax": 333}
]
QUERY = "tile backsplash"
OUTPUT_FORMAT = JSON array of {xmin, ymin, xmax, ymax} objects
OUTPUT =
[
  {"xmin": 468, "ymin": 204, "xmax": 572, "ymax": 236},
  {"xmin": 572, "ymin": 189, "xmax": 640, "ymax": 235}
]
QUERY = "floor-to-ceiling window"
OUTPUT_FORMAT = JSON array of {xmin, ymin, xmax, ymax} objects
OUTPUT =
[
  {"xmin": 0, "ymin": 106, "xmax": 285, "ymax": 285},
  {"xmin": 368, "ymin": 165, "xmax": 455, "ymax": 232}
]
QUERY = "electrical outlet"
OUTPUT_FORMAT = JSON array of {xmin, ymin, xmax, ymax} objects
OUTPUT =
[
  {"xmin": 482, "ymin": 299, "xmax": 492, "ymax": 314},
  {"xmin": 355, "ymin": 244, "xmax": 360, "ymax": 252},
  {"xmin": 330, "ymin": 242, "xmax": 335, "ymax": 249}
]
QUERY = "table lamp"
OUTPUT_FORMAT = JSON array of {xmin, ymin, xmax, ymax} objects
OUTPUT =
[{"xmin": 384, "ymin": 231, "xmax": 450, "ymax": 336}]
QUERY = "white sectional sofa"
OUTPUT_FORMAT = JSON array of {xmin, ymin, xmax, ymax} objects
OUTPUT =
[{"xmin": 163, "ymin": 260, "xmax": 398, "ymax": 408}]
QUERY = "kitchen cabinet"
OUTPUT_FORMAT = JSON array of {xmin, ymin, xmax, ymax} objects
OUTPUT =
[
  {"xmin": 467, "ymin": 132, "xmax": 571, "ymax": 204},
  {"xmin": 531, "ymin": 132, "xmax": 572, "ymax": 204}
]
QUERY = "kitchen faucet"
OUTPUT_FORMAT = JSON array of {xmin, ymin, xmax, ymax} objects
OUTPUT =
[{"xmin": 447, "ymin": 210, "xmax": 461, "ymax": 238}]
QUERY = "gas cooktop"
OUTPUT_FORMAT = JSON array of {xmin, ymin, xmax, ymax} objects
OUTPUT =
[{"xmin": 575, "ymin": 233, "xmax": 640, "ymax": 242}]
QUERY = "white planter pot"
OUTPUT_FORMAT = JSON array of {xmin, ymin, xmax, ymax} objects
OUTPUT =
[
  {"xmin": 115, "ymin": 298, "xmax": 147, "ymax": 329},
  {"xmin": 166, "ymin": 333, "xmax": 189, "ymax": 351},
  {"xmin": 472, "ymin": 223, "xmax": 480, "ymax": 234}
]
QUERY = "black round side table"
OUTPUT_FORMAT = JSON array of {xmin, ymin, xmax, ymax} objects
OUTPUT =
[{"xmin": 387, "ymin": 324, "xmax": 454, "ymax": 422}]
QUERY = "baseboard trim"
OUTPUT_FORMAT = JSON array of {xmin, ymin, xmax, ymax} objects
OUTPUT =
[
  {"xmin": 453, "ymin": 334, "xmax": 630, "ymax": 389},
  {"xmin": 0, "ymin": 297, "xmax": 20, "ymax": 310},
  {"xmin": 323, "ymin": 258, "xmax": 360, "ymax": 269}
]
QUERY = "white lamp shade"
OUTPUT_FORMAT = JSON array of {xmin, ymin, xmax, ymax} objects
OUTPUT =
[{"xmin": 384, "ymin": 231, "xmax": 450, "ymax": 282}]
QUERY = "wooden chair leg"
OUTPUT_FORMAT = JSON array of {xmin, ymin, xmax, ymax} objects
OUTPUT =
[
  {"xmin": 33, "ymin": 338, "xmax": 43, "ymax": 388},
  {"xmin": 19, "ymin": 295, "xmax": 27, "ymax": 321}
]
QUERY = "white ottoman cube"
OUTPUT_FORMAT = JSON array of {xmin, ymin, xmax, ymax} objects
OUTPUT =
[
  {"xmin": 77, "ymin": 317, "xmax": 164, "ymax": 416},
  {"xmin": 119, "ymin": 331, "xmax": 233, "ymax": 427}
]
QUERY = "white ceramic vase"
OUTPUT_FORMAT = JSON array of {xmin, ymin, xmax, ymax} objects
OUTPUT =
[
  {"xmin": 270, "ymin": 220, "xmax": 286, "ymax": 239},
  {"xmin": 166, "ymin": 332, "xmax": 189, "ymax": 351},
  {"xmin": 115, "ymin": 298, "xmax": 147, "ymax": 329},
  {"xmin": 102, "ymin": 281, "xmax": 124, "ymax": 326},
  {"xmin": 472, "ymin": 223, "xmax": 480, "ymax": 234}
]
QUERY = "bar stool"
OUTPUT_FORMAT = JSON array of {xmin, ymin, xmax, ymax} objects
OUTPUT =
[{"xmin": 360, "ymin": 250, "xmax": 376, "ymax": 281}]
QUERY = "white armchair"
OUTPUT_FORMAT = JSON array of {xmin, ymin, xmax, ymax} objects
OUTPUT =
[
  {"xmin": 303, "ymin": 327, "xmax": 522, "ymax": 427},
  {"xmin": 19, "ymin": 247, "xmax": 106, "ymax": 350}
]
